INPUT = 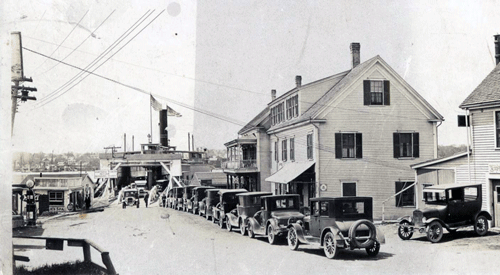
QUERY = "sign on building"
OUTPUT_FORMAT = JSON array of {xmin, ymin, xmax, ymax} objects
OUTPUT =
[{"xmin": 95, "ymin": 170, "xmax": 118, "ymax": 178}]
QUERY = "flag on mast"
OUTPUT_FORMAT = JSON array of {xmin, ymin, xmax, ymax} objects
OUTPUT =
[
  {"xmin": 166, "ymin": 105, "xmax": 182, "ymax": 117},
  {"xmin": 150, "ymin": 95, "xmax": 162, "ymax": 111}
]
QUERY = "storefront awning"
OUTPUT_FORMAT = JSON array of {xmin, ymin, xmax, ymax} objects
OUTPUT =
[{"xmin": 265, "ymin": 162, "xmax": 315, "ymax": 184}]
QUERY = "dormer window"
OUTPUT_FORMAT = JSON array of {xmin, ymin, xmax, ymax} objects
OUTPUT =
[
  {"xmin": 364, "ymin": 80, "xmax": 390, "ymax": 106},
  {"xmin": 271, "ymin": 102, "xmax": 286, "ymax": 126},
  {"xmin": 286, "ymin": 95, "xmax": 299, "ymax": 119}
]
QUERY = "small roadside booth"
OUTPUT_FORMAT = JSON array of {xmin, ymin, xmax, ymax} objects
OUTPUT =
[{"xmin": 20, "ymin": 174, "xmax": 95, "ymax": 214}]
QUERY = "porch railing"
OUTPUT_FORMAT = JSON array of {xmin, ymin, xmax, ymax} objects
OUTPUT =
[{"xmin": 222, "ymin": 160, "xmax": 257, "ymax": 170}]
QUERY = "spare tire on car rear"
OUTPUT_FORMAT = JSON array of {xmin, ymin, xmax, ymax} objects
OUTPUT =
[{"xmin": 348, "ymin": 219, "xmax": 376, "ymax": 249}]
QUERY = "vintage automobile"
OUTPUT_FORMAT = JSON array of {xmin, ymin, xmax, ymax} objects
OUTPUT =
[
  {"xmin": 181, "ymin": 186, "xmax": 197, "ymax": 212},
  {"xmin": 229, "ymin": 192, "xmax": 272, "ymax": 235},
  {"xmin": 397, "ymin": 183, "xmax": 491, "ymax": 243},
  {"xmin": 199, "ymin": 188, "xmax": 221, "ymax": 220},
  {"xmin": 246, "ymin": 194, "xmax": 305, "ymax": 244},
  {"xmin": 122, "ymin": 189, "xmax": 140, "ymax": 209},
  {"xmin": 164, "ymin": 189, "xmax": 174, "ymax": 208},
  {"xmin": 188, "ymin": 186, "xmax": 214, "ymax": 214},
  {"xmin": 171, "ymin": 187, "xmax": 184, "ymax": 210},
  {"xmin": 212, "ymin": 189, "xmax": 248, "ymax": 229},
  {"xmin": 287, "ymin": 197, "xmax": 384, "ymax": 259}
]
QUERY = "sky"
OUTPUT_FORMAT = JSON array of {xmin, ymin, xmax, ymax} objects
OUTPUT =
[{"xmin": 2, "ymin": 1, "xmax": 500, "ymax": 153}]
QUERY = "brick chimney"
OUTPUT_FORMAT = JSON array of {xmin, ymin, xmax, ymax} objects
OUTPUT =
[
  {"xmin": 495, "ymin": 34, "xmax": 500, "ymax": 65},
  {"xmin": 271, "ymin": 89, "xmax": 276, "ymax": 100},
  {"xmin": 350, "ymin": 42, "xmax": 361, "ymax": 68},
  {"xmin": 295, "ymin": 75, "xmax": 302, "ymax": 87}
]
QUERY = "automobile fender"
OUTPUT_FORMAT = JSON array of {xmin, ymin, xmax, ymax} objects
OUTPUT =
[
  {"xmin": 397, "ymin": 215, "xmax": 413, "ymax": 225},
  {"xmin": 320, "ymin": 226, "xmax": 342, "ymax": 246},
  {"xmin": 266, "ymin": 219, "xmax": 279, "ymax": 235},
  {"xmin": 288, "ymin": 223, "xmax": 308, "ymax": 243},
  {"xmin": 376, "ymin": 227, "xmax": 386, "ymax": 244},
  {"xmin": 247, "ymin": 217, "xmax": 259, "ymax": 232},
  {"xmin": 475, "ymin": 211, "xmax": 492, "ymax": 221},
  {"xmin": 226, "ymin": 212, "xmax": 237, "ymax": 225},
  {"xmin": 424, "ymin": 217, "xmax": 445, "ymax": 229}
]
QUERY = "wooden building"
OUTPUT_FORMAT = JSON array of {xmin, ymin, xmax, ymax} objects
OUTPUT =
[
  {"xmin": 265, "ymin": 43, "xmax": 443, "ymax": 219},
  {"xmin": 415, "ymin": 36, "xmax": 500, "ymax": 227}
]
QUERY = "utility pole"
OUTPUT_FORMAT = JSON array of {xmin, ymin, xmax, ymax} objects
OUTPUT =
[{"xmin": 11, "ymin": 32, "xmax": 37, "ymax": 136}]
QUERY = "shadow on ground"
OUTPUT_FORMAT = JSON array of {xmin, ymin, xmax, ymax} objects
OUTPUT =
[{"xmin": 410, "ymin": 229, "xmax": 499, "ymax": 244}]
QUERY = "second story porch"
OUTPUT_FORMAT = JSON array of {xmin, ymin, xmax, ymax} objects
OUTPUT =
[{"xmin": 222, "ymin": 139, "xmax": 258, "ymax": 172}]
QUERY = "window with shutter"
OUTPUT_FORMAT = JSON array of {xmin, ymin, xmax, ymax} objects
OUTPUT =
[
  {"xmin": 290, "ymin": 138, "xmax": 295, "ymax": 161},
  {"xmin": 307, "ymin": 134, "xmax": 313, "ymax": 159},
  {"xmin": 274, "ymin": 141, "xmax": 278, "ymax": 161},
  {"xmin": 363, "ymin": 80, "xmax": 390, "ymax": 106},
  {"xmin": 282, "ymin": 140, "xmax": 287, "ymax": 162},
  {"xmin": 335, "ymin": 133, "xmax": 362, "ymax": 159},
  {"xmin": 393, "ymin": 132, "xmax": 419, "ymax": 158}
]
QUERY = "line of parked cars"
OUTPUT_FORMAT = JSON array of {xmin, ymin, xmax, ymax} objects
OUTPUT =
[{"xmin": 164, "ymin": 186, "xmax": 385, "ymax": 259}]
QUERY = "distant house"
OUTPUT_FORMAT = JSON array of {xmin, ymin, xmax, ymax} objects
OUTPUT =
[
  {"xmin": 222, "ymin": 106, "xmax": 272, "ymax": 192},
  {"xmin": 190, "ymin": 172, "xmax": 228, "ymax": 188},
  {"xmin": 412, "ymin": 35, "xmax": 500, "ymax": 227},
  {"xmin": 265, "ymin": 43, "xmax": 443, "ymax": 219}
]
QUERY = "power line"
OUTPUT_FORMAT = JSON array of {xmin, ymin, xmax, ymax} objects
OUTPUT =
[
  {"xmin": 31, "ymin": 9, "xmax": 89, "ymax": 74},
  {"xmin": 37, "ymin": 10, "xmax": 116, "ymax": 76},
  {"xmin": 37, "ymin": 10, "xmax": 162, "ymax": 108},
  {"xmin": 24, "ymin": 46, "xmax": 416, "ymax": 172},
  {"xmin": 35, "ymin": 10, "xmax": 154, "ymax": 106}
]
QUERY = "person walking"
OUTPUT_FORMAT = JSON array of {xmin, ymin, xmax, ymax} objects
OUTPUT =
[{"xmin": 144, "ymin": 191, "xmax": 149, "ymax": 208}]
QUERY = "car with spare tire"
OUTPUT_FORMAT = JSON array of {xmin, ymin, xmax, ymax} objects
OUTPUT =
[
  {"xmin": 397, "ymin": 183, "xmax": 491, "ymax": 243},
  {"xmin": 287, "ymin": 196, "xmax": 384, "ymax": 259}
]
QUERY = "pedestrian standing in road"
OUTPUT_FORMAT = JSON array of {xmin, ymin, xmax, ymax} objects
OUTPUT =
[
  {"xmin": 85, "ymin": 195, "xmax": 91, "ymax": 210},
  {"xmin": 144, "ymin": 191, "xmax": 149, "ymax": 208}
]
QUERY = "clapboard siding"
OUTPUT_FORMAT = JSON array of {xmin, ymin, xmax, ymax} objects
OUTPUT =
[
  {"xmin": 315, "ymin": 64, "xmax": 437, "ymax": 219},
  {"xmin": 270, "ymin": 124, "xmax": 315, "ymax": 174},
  {"xmin": 299, "ymin": 74, "xmax": 347, "ymax": 114},
  {"xmin": 267, "ymin": 60, "xmax": 441, "ymax": 220}
]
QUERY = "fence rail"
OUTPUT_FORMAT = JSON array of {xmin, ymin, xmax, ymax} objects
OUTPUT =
[{"xmin": 13, "ymin": 236, "xmax": 117, "ymax": 275}]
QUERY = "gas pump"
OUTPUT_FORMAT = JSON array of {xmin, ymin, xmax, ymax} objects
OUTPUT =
[{"xmin": 25, "ymin": 179, "xmax": 37, "ymax": 226}]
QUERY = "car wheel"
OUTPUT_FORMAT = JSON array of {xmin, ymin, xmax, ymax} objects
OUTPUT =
[
  {"xmin": 398, "ymin": 221, "xmax": 414, "ymax": 240},
  {"xmin": 226, "ymin": 218, "xmax": 232, "ymax": 232},
  {"xmin": 219, "ymin": 217, "xmax": 225, "ymax": 229},
  {"xmin": 240, "ymin": 220, "xmax": 247, "ymax": 236},
  {"xmin": 323, "ymin": 232, "xmax": 339, "ymax": 259},
  {"xmin": 247, "ymin": 223, "xmax": 255, "ymax": 238},
  {"xmin": 267, "ymin": 224, "xmax": 276, "ymax": 245},
  {"xmin": 287, "ymin": 227, "xmax": 300, "ymax": 251},
  {"xmin": 426, "ymin": 221, "xmax": 443, "ymax": 243},
  {"xmin": 366, "ymin": 240, "xmax": 380, "ymax": 257},
  {"xmin": 474, "ymin": 215, "xmax": 489, "ymax": 236}
]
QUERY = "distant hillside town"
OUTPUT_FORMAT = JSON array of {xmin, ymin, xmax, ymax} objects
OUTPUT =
[{"xmin": 12, "ymin": 150, "xmax": 227, "ymax": 173}]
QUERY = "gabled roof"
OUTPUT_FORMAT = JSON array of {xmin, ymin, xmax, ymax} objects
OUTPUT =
[
  {"xmin": 460, "ymin": 62, "xmax": 500, "ymax": 109},
  {"xmin": 268, "ymin": 55, "xmax": 443, "ymax": 133},
  {"xmin": 238, "ymin": 106, "xmax": 270, "ymax": 135}
]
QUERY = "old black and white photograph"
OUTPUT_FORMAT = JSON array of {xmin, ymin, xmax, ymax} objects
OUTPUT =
[{"xmin": 2, "ymin": 1, "xmax": 500, "ymax": 274}]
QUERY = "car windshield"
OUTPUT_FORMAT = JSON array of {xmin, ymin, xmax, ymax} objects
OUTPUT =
[
  {"xmin": 423, "ymin": 190, "xmax": 447, "ymax": 204},
  {"xmin": 269, "ymin": 197, "xmax": 299, "ymax": 211}
]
